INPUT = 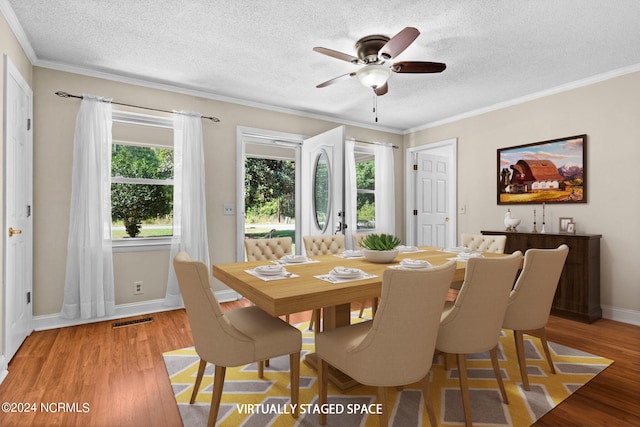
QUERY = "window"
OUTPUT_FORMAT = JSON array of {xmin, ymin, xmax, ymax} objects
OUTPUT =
[
  {"xmin": 111, "ymin": 111, "xmax": 174, "ymax": 248},
  {"xmin": 111, "ymin": 143, "xmax": 174, "ymax": 239},
  {"xmin": 354, "ymin": 149, "xmax": 375, "ymax": 231}
]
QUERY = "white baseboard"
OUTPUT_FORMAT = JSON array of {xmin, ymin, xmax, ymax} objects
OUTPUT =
[
  {"xmin": 602, "ymin": 305, "xmax": 640, "ymax": 326},
  {"xmin": 0, "ymin": 355, "xmax": 8, "ymax": 386},
  {"xmin": 32, "ymin": 290, "xmax": 243, "ymax": 332}
]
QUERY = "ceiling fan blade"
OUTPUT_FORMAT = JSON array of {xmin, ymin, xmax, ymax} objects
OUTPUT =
[
  {"xmin": 316, "ymin": 72, "xmax": 357, "ymax": 88},
  {"xmin": 378, "ymin": 27, "xmax": 420, "ymax": 60},
  {"xmin": 392, "ymin": 61, "xmax": 447, "ymax": 73},
  {"xmin": 313, "ymin": 47, "xmax": 360, "ymax": 64},
  {"xmin": 374, "ymin": 82, "xmax": 388, "ymax": 96}
]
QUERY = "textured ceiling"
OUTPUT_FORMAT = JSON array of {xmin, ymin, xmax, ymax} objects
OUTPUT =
[{"xmin": 5, "ymin": 0, "xmax": 640, "ymax": 133}]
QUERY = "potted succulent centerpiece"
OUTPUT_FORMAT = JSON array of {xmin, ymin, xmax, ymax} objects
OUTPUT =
[{"xmin": 360, "ymin": 233, "xmax": 402, "ymax": 263}]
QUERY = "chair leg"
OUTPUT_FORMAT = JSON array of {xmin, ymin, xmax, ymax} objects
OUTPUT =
[
  {"xmin": 190, "ymin": 358, "xmax": 207, "ymax": 404},
  {"xmin": 538, "ymin": 327, "xmax": 556, "ymax": 374},
  {"xmin": 290, "ymin": 352, "xmax": 300, "ymax": 418},
  {"xmin": 377, "ymin": 386, "xmax": 389, "ymax": 427},
  {"xmin": 490, "ymin": 345, "xmax": 509, "ymax": 404},
  {"xmin": 207, "ymin": 365, "xmax": 226, "ymax": 427},
  {"xmin": 258, "ymin": 360, "xmax": 264, "ymax": 378},
  {"xmin": 456, "ymin": 354, "xmax": 473, "ymax": 427},
  {"xmin": 419, "ymin": 374, "xmax": 438, "ymax": 427},
  {"xmin": 513, "ymin": 329, "xmax": 530, "ymax": 391},
  {"xmin": 309, "ymin": 309, "xmax": 321, "ymax": 332},
  {"xmin": 372, "ymin": 297, "xmax": 379, "ymax": 317},
  {"xmin": 318, "ymin": 358, "xmax": 328, "ymax": 425},
  {"xmin": 358, "ymin": 299, "xmax": 366, "ymax": 318}
]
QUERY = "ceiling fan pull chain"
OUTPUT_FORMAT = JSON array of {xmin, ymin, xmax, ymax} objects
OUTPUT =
[{"xmin": 373, "ymin": 92, "xmax": 378, "ymax": 122}]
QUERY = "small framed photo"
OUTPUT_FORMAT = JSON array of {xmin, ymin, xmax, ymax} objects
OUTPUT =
[
  {"xmin": 559, "ymin": 217, "xmax": 573, "ymax": 233},
  {"xmin": 567, "ymin": 222, "xmax": 576, "ymax": 234}
]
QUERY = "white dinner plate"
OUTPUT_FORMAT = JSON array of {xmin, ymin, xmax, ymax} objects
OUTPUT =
[
  {"xmin": 330, "ymin": 267, "xmax": 363, "ymax": 279},
  {"xmin": 400, "ymin": 259, "xmax": 432, "ymax": 269},
  {"xmin": 281, "ymin": 255, "xmax": 307, "ymax": 263},
  {"xmin": 255, "ymin": 265, "xmax": 286, "ymax": 276}
]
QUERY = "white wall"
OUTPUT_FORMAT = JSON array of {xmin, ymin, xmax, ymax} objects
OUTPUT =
[{"xmin": 405, "ymin": 71, "xmax": 640, "ymax": 324}]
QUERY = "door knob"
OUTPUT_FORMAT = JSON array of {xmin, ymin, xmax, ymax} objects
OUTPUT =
[
  {"xmin": 8, "ymin": 227, "xmax": 22, "ymax": 237},
  {"xmin": 445, "ymin": 217, "xmax": 450, "ymax": 222}
]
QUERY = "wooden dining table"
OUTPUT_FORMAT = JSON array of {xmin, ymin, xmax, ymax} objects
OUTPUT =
[{"xmin": 212, "ymin": 246, "xmax": 505, "ymax": 389}]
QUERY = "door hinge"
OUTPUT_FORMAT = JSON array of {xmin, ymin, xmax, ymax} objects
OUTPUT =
[
  {"xmin": 413, "ymin": 164, "xmax": 418, "ymax": 171},
  {"xmin": 413, "ymin": 209, "xmax": 418, "ymax": 216},
  {"xmin": 27, "ymin": 205, "xmax": 31, "ymax": 217},
  {"xmin": 27, "ymin": 118, "xmax": 31, "ymax": 131},
  {"xmin": 27, "ymin": 291, "xmax": 31, "ymax": 304}
]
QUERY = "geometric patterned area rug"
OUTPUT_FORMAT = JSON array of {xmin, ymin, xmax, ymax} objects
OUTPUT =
[{"xmin": 163, "ymin": 311, "xmax": 613, "ymax": 427}]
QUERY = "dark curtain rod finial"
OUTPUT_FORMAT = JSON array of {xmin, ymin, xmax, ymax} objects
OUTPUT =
[{"xmin": 55, "ymin": 91, "xmax": 220, "ymax": 123}]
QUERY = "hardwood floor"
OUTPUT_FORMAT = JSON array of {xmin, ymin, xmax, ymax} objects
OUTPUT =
[{"xmin": 0, "ymin": 301, "xmax": 638, "ymax": 427}]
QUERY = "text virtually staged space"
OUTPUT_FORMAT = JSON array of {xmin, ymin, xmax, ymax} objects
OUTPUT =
[{"xmin": 1, "ymin": 1, "xmax": 640, "ymax": 426}]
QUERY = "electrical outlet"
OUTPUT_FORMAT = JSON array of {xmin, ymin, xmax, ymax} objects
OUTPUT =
[
  {"xmin": 223, "ymin": 204, "xmax": 235, "ymax": 215},
  {"xmin": 134, "ymin": 281, "xmax": 143, "ymax": 295}
]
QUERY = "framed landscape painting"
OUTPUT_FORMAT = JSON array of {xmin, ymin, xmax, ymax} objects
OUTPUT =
[{"xmin": 498, "ymin": 134, "xmax": 586, "ymax": 204}]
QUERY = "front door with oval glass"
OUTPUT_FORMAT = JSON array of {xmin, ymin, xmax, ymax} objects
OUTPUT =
[{"xmin": 301, "ymin": 126, "xmax": 345, "ymax": 239}]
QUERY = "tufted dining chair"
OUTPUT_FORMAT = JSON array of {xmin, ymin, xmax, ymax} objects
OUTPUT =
[
  {"xmin": 460, "ymin": 233, "xmax": 507, "ymax": 253},
  {"xmin": 352, "ymin": 232, "xmax": 378, "ymax": 318},
  {"xmin": 316, "ymin": 261, "xmax": 457, "ymax": 427},
  {"xmin": 303, "ymin": 234, "xmax": 346, "ymax": 256},
  {"xmin": 302, "ymin": 234, "xmax": 347, "ymax": 331},
  {"xmin": 173, "ymin": 252, "xmax": 302, "ymax": 427},
  {"xmin": 244, "ymin": 236, "xmax": 292, "ymax": 261},
  {"xmin": 436, "ymin": 251, "xmax": 522, "ymax": 427},
  {"xmin": 502, "ymin": 244, "xmax": 569, "ymax": 390}
]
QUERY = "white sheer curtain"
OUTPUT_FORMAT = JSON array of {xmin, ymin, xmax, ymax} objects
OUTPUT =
[
  {"xmin": 61, "ymin": 95, "xmax": 115, "ymax": 319},
  {"xmin": 344, "ymin": 140, "xmax": 358, "ymax": 249},
  {"xmin": 375, "ymin": 143, "xmax": 395, "ymax": 235},
  {"xmin": 165, "ymin": 113, "xmax": 210, "ymax": 306}
]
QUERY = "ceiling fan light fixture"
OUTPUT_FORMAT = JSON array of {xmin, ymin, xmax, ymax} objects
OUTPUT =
[{"xmin": 356, "ymin": 64, "xmax": 391, "ymax": 89}]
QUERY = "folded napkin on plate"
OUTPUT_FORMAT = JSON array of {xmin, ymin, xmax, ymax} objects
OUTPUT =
[
  {"xmin": 341, "ymin": 250, "xmax": 364, "ymax": 258},
  {"xmin": 280, "ymin": 254, "xmax": 308, "ymax": 263},
  {"xmin": 457, "ymin": 252, "xmax": 482, "ymax": 258},
  {"xmin": 254, "ymin": 265, "xmax": 285, "ymax": 275},
  {"xmin": 397, "ymin": 245, "xmax": 419, "ymax": 252},
  {"xmin": 330, "ymin": 266, "xmax": 363, "ymax": 278},
  {"xmin": 400, "ymin": 258, "xmax": 432, "ymax": 269}
]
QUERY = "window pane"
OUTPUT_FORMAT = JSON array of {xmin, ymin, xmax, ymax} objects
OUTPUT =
[
  {"xmin": 111, "ymin": 143, "xmax": 174, "ymax": 239},
  {"xmin": 355, "ymin": 157, "xmax": 375, "ymax": 230},
  {"xmin": 112, "ymin": 144, "xmax": 173, "ymax": 179}
]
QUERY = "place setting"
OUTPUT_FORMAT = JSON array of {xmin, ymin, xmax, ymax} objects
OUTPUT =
[
  {"xmin": 245, "ymin": 264, "xmax": 299, "ymax": 281},
  {"xmin": 335, "ymin": 249, "xmax": 365, "ymax": 259},
  {"xmin": 395, "ymin": 245, "xmax": 428, "ymax": 253},
  {"xmin": 389, "ymin": 258, "xmax": 433, "ymax": 270},
  {"xmin": 315, "ymin": 266, "xmax": 376, "ymax": 284},
  {"xmin": 272, "ymin": 254, "xmax": 319, "ymax": 265},
  {"xmin": 441, "ymin": 247, "xmax": 484, "ymax": 262}
]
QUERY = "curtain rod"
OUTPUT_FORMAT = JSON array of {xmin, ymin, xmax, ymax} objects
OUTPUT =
[{"xmin": 55, "ymin": 91, "xmax": 220, "ymax": 123}]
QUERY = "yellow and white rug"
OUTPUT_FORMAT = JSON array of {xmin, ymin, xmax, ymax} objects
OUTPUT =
[{"xmin": 163, "ymin": 312, "xmax": 612, "ymax": 426}]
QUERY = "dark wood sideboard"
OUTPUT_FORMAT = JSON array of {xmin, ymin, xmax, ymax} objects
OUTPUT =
[{"xmin": 481, "ymin": 230, "xmax": 602, "ymax": 323}]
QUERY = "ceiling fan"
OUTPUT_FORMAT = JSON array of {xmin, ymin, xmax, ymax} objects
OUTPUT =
[{"xmin": 314, "ymin": 27, "xmax": 446, "ymax": 96}]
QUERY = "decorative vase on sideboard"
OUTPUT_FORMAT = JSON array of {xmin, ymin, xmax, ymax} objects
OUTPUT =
[{"xmin": 481, "ymin": 230, "xmax": 601, "ymax": 323}]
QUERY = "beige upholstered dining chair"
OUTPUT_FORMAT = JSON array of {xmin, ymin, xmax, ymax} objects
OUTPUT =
[
  {"xmin": 315, "ymin": 261, "xmax": 457, "ymax": 427},
  {"xmin": 303, "ymin": 234, "xmax": 346, "ymax": 255},
  {"xmin": 503, "ymin": 244, "xmax": 569, "ymax": 390},
  {"xmin": 436, "ymin": 251, "xmax": 522, "ymax": 427},
  {"xmin": 460, "ymin": 233, "xmax": 507, "ymax": 253},
  {"xmin": 173, "ymin": 252, "xmax": 302, "ymax": 427},
  {"xmin": 243, "ymin": 236, "xmax": 292, "ymax": 261}
]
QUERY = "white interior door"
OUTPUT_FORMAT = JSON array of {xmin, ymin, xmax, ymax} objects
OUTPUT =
[
  {"xmin": 416, "ymin": 152, "xmax": 451, "ymax": 247},
  {"xmin": 300, "ymin": 126, "xmax": 345, "ymax": 249},
  {"xmin": 3, "ymin": 55, "xmax": 33, "ymax": 362}
]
